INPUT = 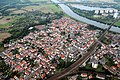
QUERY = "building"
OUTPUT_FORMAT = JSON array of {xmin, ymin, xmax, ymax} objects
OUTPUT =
[
  {"xmin": 113, "ymin": 12, "xmax": 119, "ymax": 19},
  {"xmin": 96, "ymin": 74, "xmax": 105, "ymax": 80}
]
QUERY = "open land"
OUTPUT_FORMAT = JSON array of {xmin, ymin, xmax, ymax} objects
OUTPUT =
[
  {"xmin": 0, "ymin": 33, "xmax": 11, "ymax": 42},
  {"xmin": 6, "ymin": 8, "xmax": 17, "ymax": 12},
  {"xmin": 0, "ymin": 17, "xmax": 12, "ymax": 25},
  {"xmin": 22, "ymin": 4, "xmax": 62, "ymax": 13},
  {"xmin": 12, "ymin": 10, "xmax": 26, "ymax": 14},
  {"xmin": 0, "ymin": 16, "xmax": 22, "ymax": 28}
]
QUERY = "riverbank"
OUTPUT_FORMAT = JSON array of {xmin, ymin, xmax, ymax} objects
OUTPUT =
[
  {"xmin": 51, "ymin": 0, "xmax": 120, "ymax": 33},
  {"xmin": 69, "ymin": 6, "xmax": 120, "ymax": 28}
]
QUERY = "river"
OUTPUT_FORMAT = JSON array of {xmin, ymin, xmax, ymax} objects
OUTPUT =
[
  {"xmin": 71, "ymin": 4, "xmax": 117, "ymax": 11},
  {"xmin": 51, "ymin": 0, "xmax": 120, "ymax": 33}
]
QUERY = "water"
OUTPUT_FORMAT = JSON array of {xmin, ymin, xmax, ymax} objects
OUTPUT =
[
  {"xmin": 71, "ymin": 4, "xmax": 117, "ymax": 11},
  {"xmin": 51, "ymin": 0, "xmax": 120, "ymax": 33}
]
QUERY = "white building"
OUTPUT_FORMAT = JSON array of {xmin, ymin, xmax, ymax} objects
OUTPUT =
[
  {"xmin": 92, "ymin": 61, "xmax": 98, "ymax": 68},
  {"xmin": 113, "ymin": 12, "xmax": 119, "ymax": 19},
  {"xmin": 99, "ymin": 10, "xmax": 104, "ymax": 14},
  {"xmin": 95, "ymin": 10, "xmax": 99, "ymax": 14},
  {"xmin": 109, "ymin": 9, "xmax": 114, "ymax": 13},
  {"xmin": 104, "ymin": 10, "xmax": 109, "ymax": 13}
]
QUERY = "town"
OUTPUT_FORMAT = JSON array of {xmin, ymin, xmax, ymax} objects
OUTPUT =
[
  {"xmin": 0, "ymin": 17, "xmax": 97, "ymax": 79},
  {"xmin": 0, "ymin": 17, "xmax": 120, "ymax": 80},
  {"xmin": 0, "ymin": 0, "xmax": 120, "ymax": 80}
]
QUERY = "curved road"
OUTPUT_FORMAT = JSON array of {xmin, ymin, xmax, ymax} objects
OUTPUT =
[{"xmin": 51, "ymin": 0, "xmax": 120, "ymax": 33}]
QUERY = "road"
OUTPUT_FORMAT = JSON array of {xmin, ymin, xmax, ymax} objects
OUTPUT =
[
  {"xmin": 48, "ymin": 13, "xmax": 117, "ymax": 80},
  {"xmin": 48, "ymin": 42, "xmax": 99, "ymax": 80}
]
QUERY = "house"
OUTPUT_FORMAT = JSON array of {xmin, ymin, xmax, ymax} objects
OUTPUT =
[
  {"xmin": 92, "ymin": 61, "xmax": 98, "ymax": 69},
  {"xmin": 96, "ymin": 74, "xmax": 105, "ymax": 80},
  {"xmin": 81, "ymin": 73, "xmax": 88, "ymax": 77}
]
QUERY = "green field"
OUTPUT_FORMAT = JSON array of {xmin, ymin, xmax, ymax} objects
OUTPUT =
[
  {"xmin": 0, "ymin": 16, "xmax": 22, "ymax": 28},
  {"xmin": 0, "ymin": 22, "xmax": 12, "ymax": 28},
  {"xmin": 114, "ymin": 20, "xmax": 120, "ymax": 27},
  {"xmin": 22, "ymin": 4, "xmax": 62, "ymax": 13}
]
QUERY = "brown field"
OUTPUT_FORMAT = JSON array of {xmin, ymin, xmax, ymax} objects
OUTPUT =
[
  {"xmin": 0, "ymin": 17, "xmax": 12, "ymax": 25},
  {"xmin": 0, "ymin": 33, "xmax": 11, "ymax": 42},
  {"xmin": 22, "ymin": 6, "xmax": 37, "ymax": 12}
]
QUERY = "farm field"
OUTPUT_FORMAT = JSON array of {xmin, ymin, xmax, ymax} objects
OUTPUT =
[
  {"xmin": 0, "ymin": 32, "xmax": 11, "ymax": 52},
  {"xmin": 0, "ymin": 22, "xmax": 12, "ymax": 28},
  {"xmin": 0, "ymin": 33, "xmax": 11, "ymax": 42},
  {"xmin": 12, "ymin": 10, "xmax": 26, "ymax": 14},
  {"xmin": 22, "ymin": 4, "xmax": 62, "ymax": 13},
  {"xmin": 0, "ymin": 16, "xmax": 12, "ymax": 25},
  {"xmin": 0, "ymin": 16, "xmax": 23, "ymax": 28}
]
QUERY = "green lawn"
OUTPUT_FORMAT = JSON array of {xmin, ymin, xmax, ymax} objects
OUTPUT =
[
  {"xmin": 83, "ymin": 63, "xmax": 105, "ymax": 73},
  {"xmin": 84, "ymin": 64, "xmax": 91, "ymax": 69},
  {"xmin": 95, "ymin": 64, "xmax": 105, "ymax": 72},
  {"xmin": 114, "ymin": 20, "xmax": 120, "ymax": 27}
]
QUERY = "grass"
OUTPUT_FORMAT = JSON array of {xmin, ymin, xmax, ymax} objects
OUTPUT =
[
  {"xmin": 0, "ymin": 22, "xmax": 12, "ymax": 28},
  {"xmin": 0, "ymin": 16, "xmax": 12, "ymax": 25},
  {"xmin": 0, "ymin": 46, "xmax": 4, "ymax": 52},
  {"xmin": 22, "ymin": 4, "xmax": 62, "ymax": 13},
  {"xmin": 12, "ymin": 10, "xmax": 26, "ymax": 14},
  {"xmin": 0, "ymin": 16, "xmax": 22, "ymax": 28},
  {"xmin": 114, "ymin": 20, "xmax": 120, "ymax": 27},
  {"xmin": 83, "ymin": 63, "xmax": 105, "ymax": 73},
  {"xmin": 85, "ymin": 64, "xmax": 91, "ymax": 69},
  {"xmin": 95, "ymin": 64, "xmax": 105, "ymax": 72}
]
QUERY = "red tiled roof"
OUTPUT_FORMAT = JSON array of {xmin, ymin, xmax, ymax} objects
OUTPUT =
[
  {"xmin": 25, "ymin": 70, "xmax": 29, "ymax": 75},
  {"xmin": 16, "ymin": 65, "xmax": 20, "ymax": 69},
  {"xmin": 19, "ymin": 78, "xmax": 23, "ymax": 80}
]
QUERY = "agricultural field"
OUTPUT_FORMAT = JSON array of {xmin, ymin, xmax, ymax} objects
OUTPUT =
[
  {"xmin": 0, "ymin": 16, "xmax": 12, "ymax": 25},
  {"xmin": 22, "ymin": 4, "xmax": 62, "ymax": 13},
  {"xmin": 0, "ymin": 32, "xmax": 11, "ymax": 51},
  {"xmin": 0, "ymin": 33, "xmax": 11, "ymax": 42},
  {"xmin": 0, "ymin": 16, "xmax": 22, "ymax": 28},
  {"xmin": 12, "ymin": 10, "xmax": 26, "ymax": 14},
  {"xmin": 0, "ymin": 22, "xmax": 12, "ymax": 28}
]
